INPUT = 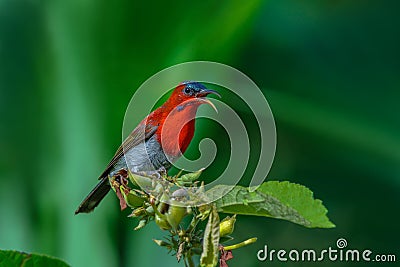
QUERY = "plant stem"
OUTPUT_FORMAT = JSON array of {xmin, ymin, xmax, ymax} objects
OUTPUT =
[
  {"xmin": 186, "ymin": 253, "xmax": 195, "ymax": 267},
  {"xmin": 187, "ymin": 213, "xmax": 199, "ymax": 234}
]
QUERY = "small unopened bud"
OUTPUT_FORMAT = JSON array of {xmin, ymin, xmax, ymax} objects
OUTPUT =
[
  {"xmin": 154, "ymin": 202, "xmax": 172, "ymax": 230},
  {"xmin": 178, "ymin": 230, "xmax": 186, "ymax": 237},
  {"xmin": 219, "ymin": 215, "xmax": 237, "ymax": 237},
  {"xmin": 153, "ymin": 239, "xmax": 169, "ymax": 247},
  {"xmin": 176, "ymin": 169, "xmax": 204, "ymax": 186},
  {"xmin": 129, "ymin": 207, "xmax": 145, "ymax": 217},
  {"xmin": 134, "ymin": 219, "xmax": 147, "ymax": 231},
  {"xmin": 166, "ymin": 205, "xmax": 188, "ymax": 230},
  {"xmin": 155, "ymin": 212, "xmax": 172, "ymax": 230}
]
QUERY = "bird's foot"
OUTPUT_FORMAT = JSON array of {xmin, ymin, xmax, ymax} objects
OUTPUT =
[
  {"xmin": 115, "ymin": 168, "xmax": 129, "ymax": 185},
  {"xmin": 157, "ymin": 166, "xmax": 168, "ymax": 178}
]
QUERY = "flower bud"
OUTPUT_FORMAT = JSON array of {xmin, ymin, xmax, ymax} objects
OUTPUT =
[
  {"xmin": 219, "ymin": 215, "xmax": 236, "ymax": 237},
  {"xmin": 166, "ymin": 203, "xmax": 188, "ymax": 230},
  {"xmin": 129, "ymin": 207, "xmax": 145, "ymax": 217},
  {"xmin": 176, "ymin": 169, "xmax": 204, "ymax": 186},
  {"xmin": 153, "ymin": 239, "xmax": 170, "ymax": 247},
  {"xmin": 155, "ymin": 203, "xmax": 172, "ymax": 230}
]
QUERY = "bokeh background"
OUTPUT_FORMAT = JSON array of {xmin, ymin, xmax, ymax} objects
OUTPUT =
[{"xmin": 1, "ymin": 1, "xmax": 399, "ymax": 266}]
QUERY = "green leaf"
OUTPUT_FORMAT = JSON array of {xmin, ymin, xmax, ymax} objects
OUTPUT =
[
  {"xmin": 200, "ymin": 205, "xmax": 220, "ymax": 267},
  {"xmin": 120, "ymin": 188, "xmax": 146, "ymax": 208},
  {"xmin": 0, "ymin": 250, "xmax": 70, "ymax": 267},
  {"xmin": 207, "ymin": 181, "xmax": 335, "ymax": 228},
  {"xmin": 127, "ymin": 172, "xmax": 153, "ymax": 189}
]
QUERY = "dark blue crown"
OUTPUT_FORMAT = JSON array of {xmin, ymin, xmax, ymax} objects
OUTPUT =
[{"xmin": 182, "ymin": 81, "xmax": 206, "ymax": 92}]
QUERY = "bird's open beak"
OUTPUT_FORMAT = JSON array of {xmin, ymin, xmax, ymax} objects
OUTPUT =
[
  {"xmin": 197, "ymin": 89, "xmax": 221, "ymax": 98},
  {"xmin": 196, "ymin": 89, "xmax": 220, "ymax": 112}
]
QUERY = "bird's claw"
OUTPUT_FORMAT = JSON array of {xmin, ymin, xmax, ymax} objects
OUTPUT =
[
  {"xmin": 114, "ymin": 169, "xmax": 129, "ymax": 185},
  {"xmin": 157, "ymin": 166, "xmax": 168, "ymax": 177}
]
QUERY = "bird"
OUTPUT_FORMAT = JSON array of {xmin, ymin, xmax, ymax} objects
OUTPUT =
[{"xmin": 75, "ymin": 81, "xmax": 220, "ymax": 214}]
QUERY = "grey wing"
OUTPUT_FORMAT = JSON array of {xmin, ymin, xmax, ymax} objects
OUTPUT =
[{"xmin": 98, "ymin": 122, "xmax": 158, "ymax": 179}]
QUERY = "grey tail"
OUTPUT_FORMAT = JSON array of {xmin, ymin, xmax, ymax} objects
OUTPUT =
[{"xmin": 75, "ymin": 177, "xmax": 111, "ymax": 214}]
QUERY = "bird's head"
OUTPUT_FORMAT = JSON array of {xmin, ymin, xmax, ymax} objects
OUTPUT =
[
  {"xmin": 156, "ymin": 81, "xmax": 220, "ymax": 157},
  {"xmin": 165, "ymin": 81, "xmax": 220, "ymax": 112}
]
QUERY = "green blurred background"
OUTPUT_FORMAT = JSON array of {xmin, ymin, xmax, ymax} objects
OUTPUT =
[{"xmin": 1, "ymin": 1, "xmax": 399, "ymax": 266}]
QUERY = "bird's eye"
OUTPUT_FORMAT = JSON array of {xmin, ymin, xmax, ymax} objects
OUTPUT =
[{"xmin": 184, "ymin": 87, "xmax": 191, "ymax": 95}]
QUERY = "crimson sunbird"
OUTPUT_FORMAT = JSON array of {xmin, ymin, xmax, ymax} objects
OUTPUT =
[{"xmin": 75, "ymin": 81, "xmax": 220, "ymax": 214}]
